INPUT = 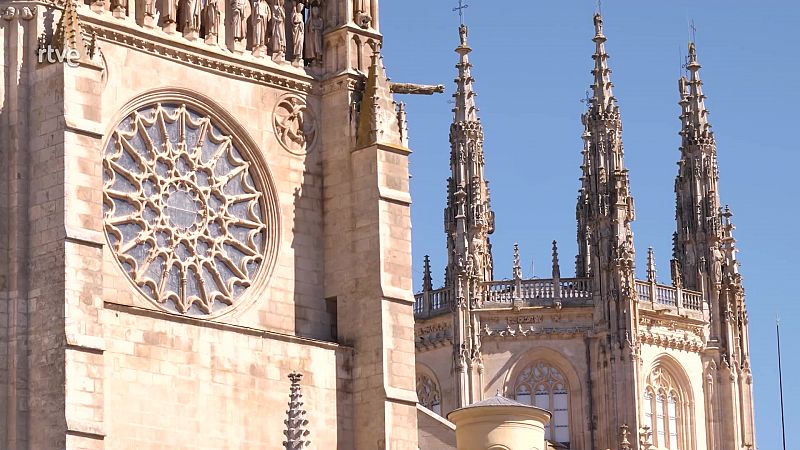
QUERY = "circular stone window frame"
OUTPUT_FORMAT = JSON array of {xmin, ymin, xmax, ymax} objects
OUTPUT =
[{"xmin": 102, "ymin": 88, "xmax": 281, "ymax": 320}]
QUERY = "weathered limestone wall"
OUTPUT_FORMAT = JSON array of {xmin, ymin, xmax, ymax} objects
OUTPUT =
[
  {"xmin": 417, "ymin": 404, "xmax": 456, "ymax": 450},
  {"xmin": 102, "ymin": 306, "xmax": 351, "ymax": 449}
]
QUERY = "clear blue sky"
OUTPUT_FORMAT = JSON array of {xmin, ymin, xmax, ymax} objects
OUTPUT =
[{"xmin": 380, "ymin": 2, "xmax": 799, "ymax": 448}]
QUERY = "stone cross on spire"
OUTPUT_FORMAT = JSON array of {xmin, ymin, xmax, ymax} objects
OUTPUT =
[{"xmin": 453, "ymin": 0, "xmax": 469, "ymax": 25}]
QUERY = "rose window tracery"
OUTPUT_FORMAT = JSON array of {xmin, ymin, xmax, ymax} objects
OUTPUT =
[{"xmin": 103, "ymin": 103, "xmax": 270, "ymax": 316}]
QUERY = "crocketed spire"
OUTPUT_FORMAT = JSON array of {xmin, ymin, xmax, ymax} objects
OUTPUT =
[
  {"xmin": 590, "ymin": 13, "xmax": 617, "ymax": 113},
  {"xmin": 452, "ymin": 24, "xmax": 478, "ymax": 123},
  {"xmin": 683, "ymin": 42, "xmax": 714, "ymax": 141}
]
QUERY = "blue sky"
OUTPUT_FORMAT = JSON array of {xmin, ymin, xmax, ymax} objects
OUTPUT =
[{"xmin": 380, "ymin": 1, "xmax": 799, "ymax": 448}]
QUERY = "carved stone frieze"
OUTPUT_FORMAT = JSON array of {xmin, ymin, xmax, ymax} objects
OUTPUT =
[
  {"xmin": 415, "ymin": 321, "xmax": 452, "ymax": 351},
  {"xmin": 481, "ymin": 322, "xmax": 590, "ymax": 339}
]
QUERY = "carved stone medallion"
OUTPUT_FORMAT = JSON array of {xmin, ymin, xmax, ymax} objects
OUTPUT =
[
  {"xmin": 103, "ymin": 103, "xmax": 275, "ymax": 316},
  {"xmin": 273, "ymin": 94, "xmax": 317, "ymax": 155}
]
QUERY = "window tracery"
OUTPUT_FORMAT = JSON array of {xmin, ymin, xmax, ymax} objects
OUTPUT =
[
  {"xmin": 513, "ymin": 361, "xmax": 570, "ymax": 446},
  {"xmin": 103, "ymin": 103, "xmax": 269, "ymax": 316},
  {"xmin": 416, "ymin": 374, "xmax": 442, "ymax": 415},
  {"xmin": 643, "ymin": 366, "xmax": 685, "ymax": 450}
]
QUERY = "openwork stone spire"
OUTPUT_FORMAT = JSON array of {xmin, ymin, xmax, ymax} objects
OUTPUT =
[
  {"xmin": 356, "ymin": 50, "xmax": 402, "ymax": 148},
  {"xmin": 575, "ymin": 11, "xmax": 635, "ymax": 279},
  {"xmin": 453, "ymin": 24, "xmax": 478, "ymax": 123},
  {"xmin": 283, "ymin": 372, "xmax": 311, "ymax": 449},
  {"xmin": 443, "ymin": 22, "xmax": 494, "ymax": 409},
  {"xmin": 444, "ymin": 23, "xmax": 494, "ymax": 286},
  {"xmin": 422, "ymin": 255, "xmax": 433, "ymax": 291},
  {"xmin": 673, "ymin": 41, "xmax": 723, "ymax": 291},
  {"xmin": 590, "ymin": 13, "xmax": 617, "ymax": 113}
]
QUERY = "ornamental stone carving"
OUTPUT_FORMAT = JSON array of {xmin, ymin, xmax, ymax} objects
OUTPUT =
[
  {"xmin": 103, "ymin": 103, "xmax": 277, "ymax": 316},
  {"xmin": 273, "ymin": 94, "xmax": 317, "ymax": 155}
]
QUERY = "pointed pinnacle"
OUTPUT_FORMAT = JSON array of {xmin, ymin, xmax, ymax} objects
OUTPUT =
[
  {"xmin": 590, "ymin": 13, "xmax": 616, "ymax": 112},
  {"xmin": 453, "ymin": 24, "xmax": 478, "ymax": 123}
]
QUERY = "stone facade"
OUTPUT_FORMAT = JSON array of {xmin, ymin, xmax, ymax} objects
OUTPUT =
[
  {"xmin": 414, "ymin": 15, "xmax": 756, "ymax": 450},
  {"xmin": 1, "ymin": 0, "xmax": 419, "ymax": 448}
]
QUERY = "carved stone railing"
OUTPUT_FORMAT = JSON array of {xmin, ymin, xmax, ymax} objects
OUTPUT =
[
  {"xmin": 413, "ymin": 287, "xmax": 453, "ymax": 318},
  {"xmin": 634, "ymin": 280, "xmax": 704, "ymax": 315},
  {"xmin": 414, "ymin": 277, "xmax": 593, "ymax": 319}
]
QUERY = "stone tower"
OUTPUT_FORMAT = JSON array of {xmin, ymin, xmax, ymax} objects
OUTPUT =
[
  {"xmin": 0, "ymin": 0, "xmax": 420, "ymax": 448},
  {"xmin": 414, "ymin": 13, "xmax": 756, "ymax": 450}
]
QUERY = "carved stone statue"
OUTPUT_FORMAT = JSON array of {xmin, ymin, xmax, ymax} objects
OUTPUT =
[
  {"xmin": 111, "ymin": 0, "xmax": 127, "ymax": 17},
  {"xmin": 303, "ymin": 4, "xmax": 323, "ymax": 65},
  {"xmin": 203, "ymin": 0, "xmax": 220, "ymax": 41},
  {"xmin": 180, "ymin": 0, "xmax": 201, "ymax": 34},
  {"xmin": 144, "ymin": 0, "xmax": 157, "ymax": 17},
  {"xmin": 231, "ymin": 0, "xmax": 247, "ymax": 41},
  {"xmin": 353, "ymin": 0, "xmax": 370, "ymax": 27},
  {"xmin": 163, "ymin": 0, "xmax": 177, "ymax": 24},
  {"xmin": 291, "ymin": 2, "xmax": 304, "ymax": 65},
  {"xmin": 271, "ymin": 0, "xmax": 286, "ymax": 60},
  {"xmin": 252, "ymin": 0, "xmax": 270, "ymax": 49}
]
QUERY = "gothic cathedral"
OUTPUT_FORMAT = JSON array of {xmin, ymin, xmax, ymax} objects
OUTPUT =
[
  {"xmin": 0, "ymin": 0, "xmax": 756, "ymax": 447},
  {"xmin": 414, "ymin": 13, "xmax": 756, "ymax": 450}
]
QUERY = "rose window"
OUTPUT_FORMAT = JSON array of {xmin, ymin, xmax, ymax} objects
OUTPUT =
[{"xmin": 103, "ymin": 103, "xmax": 270, "ymax": 316}]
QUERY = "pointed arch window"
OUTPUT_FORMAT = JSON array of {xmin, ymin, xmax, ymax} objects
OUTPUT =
[
  {"xmin": 513, "ymin": 361, "xmax": 570, "ymax": 446},
  {"xmin": 417, "ymin": 374, "xmax": 442, "ymax": 415},
  {"xmin": 643, "ymin": 366, "xmax": 686, "ymax": 450}
]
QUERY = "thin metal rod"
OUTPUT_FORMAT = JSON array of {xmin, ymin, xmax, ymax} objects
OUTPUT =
[{"xmin": 777, "ymin": 318, "xmax": 787, "ymax": 450}]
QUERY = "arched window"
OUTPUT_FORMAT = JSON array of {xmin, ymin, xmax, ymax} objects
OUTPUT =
[
  {"xmin": 643, "ymin": 366, "xmax": 685, "ymax": 450},
  {"xmin": 513, "ymin": 361, "xmax": 570, "ymax": 446},
  {"xmin": 417, "ymin": 374, "xmax": 442, "ymax": 415}
]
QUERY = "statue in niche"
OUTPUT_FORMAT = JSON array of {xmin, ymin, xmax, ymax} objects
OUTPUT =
[
  {"xmin": 271, "ymin": 0, "xmax": 286, "ymax": 59},
  {"xmin": 252, "ymin": 0, "xmax": 270, "ymax": 48},
  {"xmin": 303, "ymin": 4, "xmax": 323, "ymax": 65},
  {"xmin": 353, "ymin": 0, "xmax": 370, "ymax": 27},
  {"xmin": 111, "ymin": 0, "xmax": 126, "ymax": 13},
  {"xmin": 180, "ymin": 0, "xmax": 201, "ymax": 33},
  {"xmin": 163, "ymin": 0, "xmax": 177, "ymax": 23},
  {"xmin": 144, "ymin": 0, "xmax": 158, "ymax": 18},
  {"xmin": 203, "ymin": 0, "xmax": 220, "ymax": 39},
  {"xmin": 291, "ymin": 2, "xmax": 304, "ymax": 65},
  {"xmin": 231, "ymin": 0, "xmax": 247, "ymax": 41}
]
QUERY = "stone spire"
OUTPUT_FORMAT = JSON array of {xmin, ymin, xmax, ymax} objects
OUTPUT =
[
  {"xmin": 50, "ymin": 0, "xmax": 97, "ymax": 62},
  {"xmin": 512, "ymin": 243, "xmax": 522, "ymax": 280},
  {"xmin": 356, "ymin": 50, "xmax": 402, "ymax": 148},
  {"xmin": 453, "ymin": 24, "xmax": 478, "ymax": 123},
  {"xmin": 673, "ymin": 41, "xmax": 723, "ymax": 291},
  {"xmin": 444, "ymin": 23, "xmax": 494, "ymax": 286},
  {"xmin": 283, "ymin": 372, "xmax": 311, "ymax": 449},
  {"xmin": 443, "ymin": 22, "xmax": 494, "ymax": 409},
  {"xmin": 575, "ymin": 11, "xmax": 636, "ymax": 280},
  {"xmin": 590, "ymin": 13, "xmax": 617, "ymax": 113}
]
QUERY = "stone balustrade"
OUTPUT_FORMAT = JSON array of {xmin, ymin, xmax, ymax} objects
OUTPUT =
[
  {"xmin": 414, "ymin": 278, "xmax": 706, "ymax": 320},
  {"xmin": 634, "ymin": 280, "xmax": 704, "ymax": 314}
]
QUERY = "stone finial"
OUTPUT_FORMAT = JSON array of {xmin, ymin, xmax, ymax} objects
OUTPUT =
[
  {"xmin": 422, "ymin": 255, "xmax": 433, "ymax": 291},
  {"xmin": 283, "ymin": 372, "xmax": 311, "ymax": 449},
  {"xmin": 551, "ymin": 240, "xmax": 561, "ymax": 279},
  {"xmin": 619, "ymin": 424, "xmax": 632, "ymax": 450},
  {"xmin": 512, "ymin": 243, "xmax": 522, "ymax": 280},
  {"xmin": 671, "ymin": 259, "xmax": 683, "ymax": 288},
  {"xmin": 638, "ymin": 425, "xmax": 653, "ymax": 450},
  {"xmin": 646, "ymin": 246, "xmax": 656, "ymax": 282}
]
